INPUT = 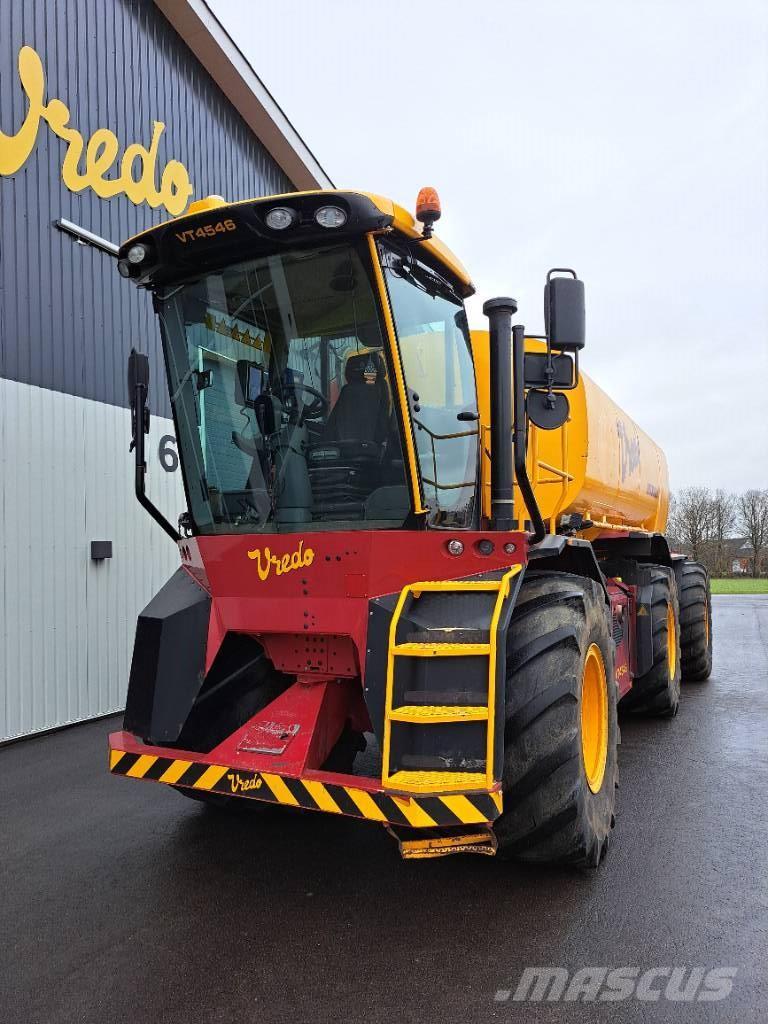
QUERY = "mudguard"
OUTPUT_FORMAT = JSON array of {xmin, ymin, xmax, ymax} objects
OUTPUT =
[{"xmin": 124, "ymin": 569, "xmax": 210, "ymax": 743}]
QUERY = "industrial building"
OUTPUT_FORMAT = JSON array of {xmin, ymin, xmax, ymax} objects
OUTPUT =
[{"xmin": 0, "ymin": 0, "xmax": 331, "ymax": 739}]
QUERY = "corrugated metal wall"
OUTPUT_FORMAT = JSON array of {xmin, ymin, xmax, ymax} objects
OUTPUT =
[
  {"xmin": 0, "ymin": 378, "xmax": 184, "ymax": 739},
  {"xmin": 0, "ymin": 0, "xmax": 299, "ymax": 740},
  {"xmin": 0, "ymin": 0, "xmax": 292, "ymax": 415}
]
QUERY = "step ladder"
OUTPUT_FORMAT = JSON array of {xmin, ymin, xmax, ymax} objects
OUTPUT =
[{"xmin": 381, "ymin": 565, "xmax": 521, "ymax": 794}]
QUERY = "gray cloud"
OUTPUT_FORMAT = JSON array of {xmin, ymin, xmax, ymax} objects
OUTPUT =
[{"xmin": 212, "ymin": 0, "xmax": 768, "ymax": 491}]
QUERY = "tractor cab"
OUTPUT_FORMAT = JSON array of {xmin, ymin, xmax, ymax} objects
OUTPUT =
[{"xmin": 119, "ymin": 190, "xmax": 480, "ymax": 537}]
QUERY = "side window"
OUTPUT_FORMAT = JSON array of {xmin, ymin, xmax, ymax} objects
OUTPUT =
[{"xmin": 380, "ymin": 245, "xmax": 479, "ymax": 529}]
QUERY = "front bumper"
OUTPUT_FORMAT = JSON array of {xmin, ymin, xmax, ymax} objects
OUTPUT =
[{"xmin": 108, "ymin": 730, "xmax": 503, "ymax": 830}]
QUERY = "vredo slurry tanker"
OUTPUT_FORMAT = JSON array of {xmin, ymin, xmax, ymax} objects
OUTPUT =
[{"xmin": 108, "ymin": 188, "xmax": 711, "ymax": 865}]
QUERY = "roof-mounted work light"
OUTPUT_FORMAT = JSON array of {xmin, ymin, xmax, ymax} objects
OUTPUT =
[
  {"xmin": 265, "ymin": 206, "xmax": 298, "ymax": 230},
  {"xmin": 315, "ymin": 205, "xmax": 347, "ymax": 229}
]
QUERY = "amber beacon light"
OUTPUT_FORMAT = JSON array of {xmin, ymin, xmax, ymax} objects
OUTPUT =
[{"xmin": 415, "ymin": 186, "xmax": 441, "ymax": 238}]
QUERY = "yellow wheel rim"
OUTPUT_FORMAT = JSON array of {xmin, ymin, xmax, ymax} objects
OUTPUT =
[
  {"xmin": 581, "ymin": 643, "xmax": 608, "ymax": 794},
  {"xmin": 667, "ymin": 602, "xmax": 677, "ymax": 679}
]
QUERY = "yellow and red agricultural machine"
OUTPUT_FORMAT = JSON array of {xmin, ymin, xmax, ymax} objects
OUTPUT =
[{"xmin": 110, "ymin": 188, "xmax": 712, "ymax": 865}]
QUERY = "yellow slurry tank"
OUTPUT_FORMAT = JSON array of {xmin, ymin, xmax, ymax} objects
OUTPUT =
[{"xmin": 471, "ymin": 335, "xmax": 670, "ymax": 534}]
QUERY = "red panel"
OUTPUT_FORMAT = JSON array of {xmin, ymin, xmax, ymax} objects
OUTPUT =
[
  {"xmin": 607, "ymin": 578, "xmax": 635, "ymax": 697},
  {"xmin": 206, "ymin": 678, "xmax": 361, "ymax": 774},
  {"xmin": 182, "ymin": 530, "xmax": 527, "ymax": 686},
  {"xmin": 261, "ymin": 633, "xmax": 359, "ymax": 677},
  {"xmin": 193, "ymin": 530, "xmax": 526, "ymax": 601}
]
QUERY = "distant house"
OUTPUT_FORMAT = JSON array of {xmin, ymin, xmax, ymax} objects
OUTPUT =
[{"xmin": 728, "ymin": 538, "xmax": 755, "ymax": 575}]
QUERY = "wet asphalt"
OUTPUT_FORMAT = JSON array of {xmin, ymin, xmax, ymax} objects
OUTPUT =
[{"xmin": 1, "ymin": 595, "xmax": 767, "ymax": 1024}]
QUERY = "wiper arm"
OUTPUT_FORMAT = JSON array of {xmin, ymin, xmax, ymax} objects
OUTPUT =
[{"xmin": 385, "ymin": 246, "xmax": 460, "ymax": 303}]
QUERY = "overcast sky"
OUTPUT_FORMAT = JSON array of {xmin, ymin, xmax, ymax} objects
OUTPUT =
[{"xmin": 212, "ymin": 0, "xmax": 767, "ymax": 493}]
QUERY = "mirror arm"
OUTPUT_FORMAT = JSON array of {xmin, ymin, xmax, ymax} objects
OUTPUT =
[
  {"xmin": 131, "ymin": 381, "xmax": 180, "ymax": 543},
  {"xmin": 512, "ymin": 324, "xmax": 547, "ymax": 546}
]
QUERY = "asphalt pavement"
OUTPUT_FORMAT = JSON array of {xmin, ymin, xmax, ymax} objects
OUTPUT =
[{"xmin": 2, "ymin": 595, "xmax": 766, "ymax": 1023}]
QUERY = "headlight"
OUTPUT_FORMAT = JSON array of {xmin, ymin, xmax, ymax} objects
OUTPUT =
[
  {"xmin": 265, "ymin": 206, "xmax": 297, "ymax": 230},
  {"xmin": 117, "ymin": 259, "xmax": 131, "ymax": 278},
  {"xmin": 127, "ymin": 243, "xmax": 148, "ymax": 264},
  {"xmin": 315, "ymin": 205, "xmax": 347, "ymax": 229}
]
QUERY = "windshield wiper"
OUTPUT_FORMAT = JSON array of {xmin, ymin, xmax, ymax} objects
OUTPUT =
[{"xmin": 383, "ymin": 245, "xmax": 460, "ymax": 304}]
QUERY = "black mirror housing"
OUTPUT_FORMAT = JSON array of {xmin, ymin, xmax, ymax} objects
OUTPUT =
[
  {"xmin": 127, "ymin": 349, "xmax": 151, "ymax": 443},
  {"xmin": 544, "ymin": 271, "xmax": 585, "ymax": 351},
  {"xmin": 127, "ymin": 348, "xmax": 150, "ymax": 402},
  {"xmin": 126, "ymin": 347, "xmax": 178, "ymax": 542}
]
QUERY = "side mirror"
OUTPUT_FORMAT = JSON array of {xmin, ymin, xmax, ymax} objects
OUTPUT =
[
  {"xmin": 125, "ymin": 348, "xmax": 178, "ymax": 541},
  {"xmin": 127, "ymin": 349, "xmax": 151, "ymax": 448},
  {"xmin": 127, "ymin": 349, "xmax": 150, "ymax": 399},
  {"xmin": 544, "ymin": 269, "xmax": 585, "ymax": 351}
]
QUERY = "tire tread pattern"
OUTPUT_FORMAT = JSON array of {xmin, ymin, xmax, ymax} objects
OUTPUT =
[
  {"xmin": 678, "ymin": 560, "xmax": 713, "ymax": 681},
  {"xmin": 494, "ymin": 571, "xmax": 618, "ymax": 867}
]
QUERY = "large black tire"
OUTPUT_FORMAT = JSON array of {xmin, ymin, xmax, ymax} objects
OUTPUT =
[
  {"xmin": 494, "ymin": 571, "xmax": 618, "ymax": 867},
  {"xmin": 620, "ymin": 565, "xmax": 681, "ymax": 717},
  {"xmin": 678, "ymin": 561, "xmax": 713, "ymax": 681}
]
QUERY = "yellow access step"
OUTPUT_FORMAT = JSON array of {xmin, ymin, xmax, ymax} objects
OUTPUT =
[
  {"xmin": 388, "ymin": 705, "xmax": 489, "ymax": 724},
  {"xmin": 410, "ymin": 580, "xmax": 504, "ymax": 595},
  {"xmin": 386, "ymin": 770, "xmax": 490, "ymax": 793},
  {"xmin": 392, "ymin": 642, "xmax": 491, "ymax": 657}
]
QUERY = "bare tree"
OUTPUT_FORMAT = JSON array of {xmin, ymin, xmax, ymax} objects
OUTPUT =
[
  {"xmin": 708, "ymin": 489, "xmax": 736, "ymax": 576},
  {"xmin": 737, "ymin": 489, "xmax": 768, "ymax": 577},
  {"xmin": 670, "ymin": 487, "xmax": 713, "ymax": 563}
]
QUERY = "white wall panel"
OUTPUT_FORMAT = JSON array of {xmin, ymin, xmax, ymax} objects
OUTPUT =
[{"xmin": 1, "ymin": 378, "xmax": 185, "ymax": 740}]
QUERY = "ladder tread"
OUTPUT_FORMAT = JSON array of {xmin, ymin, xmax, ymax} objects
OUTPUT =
[
  {"xmin": 409, "ymin": 580, "xmax": 503, "ymax": 594},
  {"xmin": 403, "ymin": 690, "xmax": 488, "ymax": 705},
  {"xmin": 389, "ymin": 705, "xmax": 489, "ymax": 723},
  {"xmin": 385, "ymin": 770, "xmax": 489, "ymax": 792},
  {"xmin": 406, "ymin": 628, "xmax": 489, "ymax": 644},
  {"xmin": 392, "ymin": 642, "xmax": 491, "ymax": 656}
]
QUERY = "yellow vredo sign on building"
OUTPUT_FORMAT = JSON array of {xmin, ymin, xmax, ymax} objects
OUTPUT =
[{"xmin": 0, "ymin": 45, "xmax": 194, "ymax": 216}]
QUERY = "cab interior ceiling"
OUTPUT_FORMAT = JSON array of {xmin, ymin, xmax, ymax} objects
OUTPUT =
[{"xmin": 190, "ymin": 246, "xmax": 380, "ymax": 344}]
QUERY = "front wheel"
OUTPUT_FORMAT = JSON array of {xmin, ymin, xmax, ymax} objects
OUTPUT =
[{"xmin": 494, "ymin": 571, "xmax": 618, "ymax": 867}]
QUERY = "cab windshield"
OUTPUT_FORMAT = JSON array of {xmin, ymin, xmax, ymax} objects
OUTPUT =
[{"xmin": 157, "ymin": 244, "xmax": 410, "ymax": 533}]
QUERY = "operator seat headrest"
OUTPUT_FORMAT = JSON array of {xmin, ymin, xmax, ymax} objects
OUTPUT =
[{"xmin": 344, "ymin": 351, "xmax": 385, "ymax": 386}]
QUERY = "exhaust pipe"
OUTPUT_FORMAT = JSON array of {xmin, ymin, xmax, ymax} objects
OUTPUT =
[
  {"xmin": 482, "ymin": 297, "xmax": 517, "ymax": 531},
  {"xmin": 482, "ymin": 299, "xmax": 547, "ymax": 543}
]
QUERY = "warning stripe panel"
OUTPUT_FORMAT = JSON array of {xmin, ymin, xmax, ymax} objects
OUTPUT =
[{"xmin": 109, "ymin": 749, "xmax": 502, "ymax": 828}]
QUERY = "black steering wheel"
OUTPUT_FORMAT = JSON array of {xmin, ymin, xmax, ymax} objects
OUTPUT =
[{"xmin": 283, "ymin": 383, "xmax": 328, "ymax": 422}]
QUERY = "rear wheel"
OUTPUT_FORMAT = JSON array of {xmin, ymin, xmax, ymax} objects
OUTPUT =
[
  {"xmin": 620, "ymin": 565, "xmax": 681, "ymax": 717},
  {"xmin": 678, "ymin": 560, "xmax": 713, "ymax": 681},
  {"xmin": 494, "ymin": 571, "xmax": 618, "ymax": 867}
]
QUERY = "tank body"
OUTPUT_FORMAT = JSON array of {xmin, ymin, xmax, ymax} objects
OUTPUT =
[{"xmin": 471, "ymin": 332, "xmax": 669, "ymax": 533}]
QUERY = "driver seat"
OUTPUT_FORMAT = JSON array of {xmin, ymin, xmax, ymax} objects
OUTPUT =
[{"xmin": 321, "ymin": 351, "xmax": 389, "ymax": 444}]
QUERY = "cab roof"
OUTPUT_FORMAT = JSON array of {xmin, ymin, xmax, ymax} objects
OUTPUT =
[{"xmin": 119, "ymin": 189, "xmax": 474, "ymax": 297}]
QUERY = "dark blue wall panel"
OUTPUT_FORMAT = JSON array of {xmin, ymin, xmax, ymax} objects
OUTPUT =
[{"xmin": 0, "ymin": 0, "xmax": 293, "ymax": 414}]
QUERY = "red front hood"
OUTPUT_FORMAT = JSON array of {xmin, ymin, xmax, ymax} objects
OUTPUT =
[{"xmin": 179, "ymin": 529, "xmax": 526, "ymax": 676}]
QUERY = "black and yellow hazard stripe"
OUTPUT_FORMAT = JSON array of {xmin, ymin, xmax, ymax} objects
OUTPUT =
[{"xmin": 109, "ymin": 748, "xmax": 502, "ymax": 828}]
